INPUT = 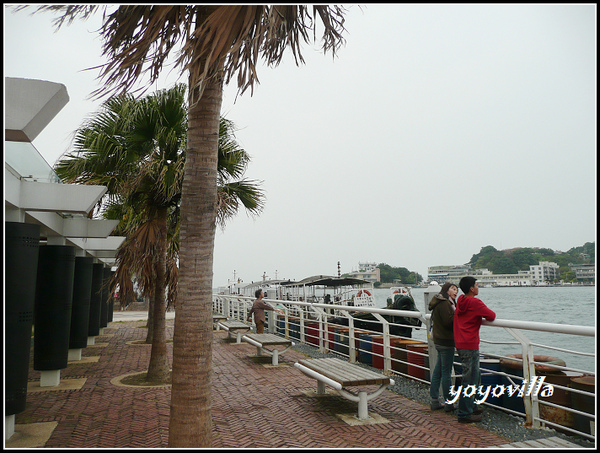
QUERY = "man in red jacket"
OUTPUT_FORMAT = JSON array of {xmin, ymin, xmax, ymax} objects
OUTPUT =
[{"xmin": 453, "ymin": 276, "xmax": 496, "ymax": 423}]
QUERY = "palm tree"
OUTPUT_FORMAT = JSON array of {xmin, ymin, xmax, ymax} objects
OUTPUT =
[
  {"xmin": 55, "ymin": 85, "xmax": 264, "ymax": 383},
  {"xmin": 56, "ymin": 85, "xmax": 186, "ymax": 382},
  {"xmin": 22, "ymin": 5, "xmax": 347, "ymax": 447}
]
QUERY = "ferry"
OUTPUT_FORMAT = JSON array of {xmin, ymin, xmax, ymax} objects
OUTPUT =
[
  {"xmin": 386, "ymin": 286, "xmax": 413, "ymax": 306},
  {"xmin": 279, "ymin": 275, "xmax": 377, "ymax": 308}
]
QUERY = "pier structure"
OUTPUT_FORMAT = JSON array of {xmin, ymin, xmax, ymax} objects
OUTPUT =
[{"xmin": 6, "ymin": 313, "xmax": 586, "ymax": 449}]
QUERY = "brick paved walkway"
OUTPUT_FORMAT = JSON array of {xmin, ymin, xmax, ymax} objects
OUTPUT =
[{"xmin": 12, "ymin": 319, "xmax": 514, "ymax": 448}]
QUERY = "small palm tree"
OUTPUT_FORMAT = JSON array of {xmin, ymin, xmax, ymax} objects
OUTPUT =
[
  {"xmin": 21, "ymin": 5, "xmax": 347, "ymax": 447},
  {"xmin": 55, "ymin": 84, "xmax": 264, "ymax": 383}
]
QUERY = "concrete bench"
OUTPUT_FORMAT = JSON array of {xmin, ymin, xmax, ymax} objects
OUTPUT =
[
  {"xmin": 242, "ymin": 333, "xmax": 295, "ymax": 366},
  {"xmin": 294, "ymin": 357, "xmax": 395, "ymax": 420},
  {"xmin": 217, "ymin": 320, "xmax": 251, "ymax": 343},
  {"xmin": 212, "ymin": 313, "xmax": 227, "ymax": 330}
]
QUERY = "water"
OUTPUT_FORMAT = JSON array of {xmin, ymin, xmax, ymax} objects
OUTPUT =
[{"xmin": 373, "ymin": 286, "xmax": 596, "ymax": 373}]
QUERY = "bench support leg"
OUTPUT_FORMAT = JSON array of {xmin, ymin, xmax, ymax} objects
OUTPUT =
[
  {"xmin": 317, "ymin": 381, "xmax": 326, "ymax": 395},
  {"xmin": 256, "ymin": 346, "xmax": 263, "ymax": 357},
  {"xmin": 272, "ymin": 349, "xmax": 279, "ymax": 366},
  {"xmin": 236, "ymin": 331, "xmax": 242, "ymax": 343},
  {"xmin": 357, "ymin": 391, "xmax": 368, "ymax": 420}
]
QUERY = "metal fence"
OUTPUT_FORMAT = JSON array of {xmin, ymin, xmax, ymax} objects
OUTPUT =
[{"xmin": 213, "ymin": 294, "xmax": 595, "ymax": 441}]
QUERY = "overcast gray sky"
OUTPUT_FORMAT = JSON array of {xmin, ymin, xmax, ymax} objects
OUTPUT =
[{"xmin": 4, "ymin": 4, "xmax": 596, "ymax": 287}]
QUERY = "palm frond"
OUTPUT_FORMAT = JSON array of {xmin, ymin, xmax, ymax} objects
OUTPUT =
[{"xmin": 12, "ymin": 5, "xmax": 101, "ymax": 30}]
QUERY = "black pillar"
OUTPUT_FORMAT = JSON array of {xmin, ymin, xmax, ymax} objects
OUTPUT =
[
  {"xmin": 5, "ymin": 222, "xmax": 40, "ymax": 415},
  {"xmin": 69, "ymin": 256, "xmax": 94, "ymax": 350},
  {"xmin": 100, "ymin": 267, "xmax": 111, "ymax": 328},
  {"xmin": 88, "ymin": 263, "xmax": 104, "ymax": 337},
  {"xmin": 33, "ymin": 245, "xmax": 76, "ymax": 371},
  {"xmin": 108, "ymin": 270, "xmax": 115, "ymax": 322}
]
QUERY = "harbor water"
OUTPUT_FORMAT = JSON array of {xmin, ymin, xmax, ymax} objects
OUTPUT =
[{"xmin": 374, "ymin": 286, "xmax": 596, "ymax": 373}]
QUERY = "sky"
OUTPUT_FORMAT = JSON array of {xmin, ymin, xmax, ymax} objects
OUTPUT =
[{"xmin": 4, "ymin": 4, "xmax": 597, "ymax": 288}]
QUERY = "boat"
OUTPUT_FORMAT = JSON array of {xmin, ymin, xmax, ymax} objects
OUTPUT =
[
  {"xmin": 279, "ymin": 275, "xmax": 377, "ymax": 309},
  {"xmin": 332, "ymin": 284, "xmax": 422, "ymax": 338},
  {"xmin": 386, "ymin": 286, "xmax": 413, "ymax": 307}
]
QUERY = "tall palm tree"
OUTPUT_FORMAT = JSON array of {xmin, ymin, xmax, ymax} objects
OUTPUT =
[{"xmin": 22, "ymin": 5, "xmax": 347, "ymax": 447}]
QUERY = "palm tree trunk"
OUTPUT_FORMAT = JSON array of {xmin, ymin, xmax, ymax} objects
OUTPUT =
[
  {"xmin": 168, "ymin": 65, "xmax": 224, "ymax": 446},
  {"xmin": 146, "ymin": 207, "xmax": 170, "ymax": 381},
  {"xmin": 145, "ymin": 293, "xmax": 155, "ymax": 343}
]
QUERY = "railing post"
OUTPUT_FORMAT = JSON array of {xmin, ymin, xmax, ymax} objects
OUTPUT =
[
  {"xmin": 311, "ymin": 307, "xmax": 327, "ymax": 353},
  {"xmin": 373, "ymin": 313, "xmax": 392, "ymax": 375},
  {"xmin": 224, "ymin": 297, "xmax": 230, "ymax": 319},
  {"xmin": 505, "ymin": 327, "xmax": 539, "ymax": 428},
  {"xmin": 348, "ymin": 317, "xmax": 357, "ymax": 363},
  {"xmin": 323, "ymin": 315, "xmax": 330, "ymax": 352},
  {"xmin": 284, "ymin": 308, "xmax": 290, "ymax": 338},
  {"xmin": 299, "ymin": 309, "xmax": 305, "ymax": 344}
]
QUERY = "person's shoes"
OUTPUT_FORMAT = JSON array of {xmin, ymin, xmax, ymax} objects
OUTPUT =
[
  {"xmin": 458, "ymin": 413, "xmax": 483, "ymax": 423},
  {"xmin": 473, "ymin": 406, "xmax": 484, "ymax": 415},
  {"xmin": 444, "ymin": 404, "xmax": 456, "ymax": 412},
  {"xmin": 430, "ymin": 400, "xmax": 444, "ymax": 410}
]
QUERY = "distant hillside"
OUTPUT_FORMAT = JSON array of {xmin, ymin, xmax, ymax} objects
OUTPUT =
[
  {"xmin": 467, "ymin": 242, "xmax": 595, "ymax": 281},
  {"xmin": 375, "ymin": 242, "xmax": 594, "ymax": 285}
]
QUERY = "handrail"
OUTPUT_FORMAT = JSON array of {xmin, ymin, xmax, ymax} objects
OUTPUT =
[{"xmin": 213, "ymin": 293, "xmax": 596, "ymax": 441}]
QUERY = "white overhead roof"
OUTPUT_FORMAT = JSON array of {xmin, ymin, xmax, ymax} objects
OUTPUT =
[
  {"xmin": 4, "ymin": 77, "xmax": 123, "ymax": 266},
  {"xmin": 5, "ymin": 77, "xmax": 69, "ymax": 142}
]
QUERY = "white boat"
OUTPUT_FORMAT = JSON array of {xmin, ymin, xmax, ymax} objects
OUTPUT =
[{"xmin": 280, "ymin": 275, "xmax": 376, "ymax": 308}]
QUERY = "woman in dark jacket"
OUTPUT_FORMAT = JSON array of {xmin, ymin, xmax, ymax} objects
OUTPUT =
[{"xmin": 428, "ymin": 282, "xmax": 458, "ymax": 411}]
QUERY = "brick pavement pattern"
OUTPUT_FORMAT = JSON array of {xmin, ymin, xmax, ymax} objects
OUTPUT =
[{"xmin": 16, "ymin": 320, "xmax": 512, "ymax": 448}]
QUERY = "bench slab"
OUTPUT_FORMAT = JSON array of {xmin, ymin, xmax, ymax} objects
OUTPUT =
[
  {"xmin": 218, "ymin": 321, "xmax": 249, "ymax": 330},
  {"xmin": 218, "ymin": 321, "xmax": 251, "ymax": 343},
  {"xmin": 297, "ymin": 357, "xmax": 391, "ymax": 387},
  {"xmin": 244, "ymin": 333, "xmax": 292, "ymax": 346},
  {"xmin": 243, "ymin": 334, "xmax": 294, "ymax": 366},
  {"xmin": 295, "ymin": 357, "xmax": 394, "ymax": 420}
]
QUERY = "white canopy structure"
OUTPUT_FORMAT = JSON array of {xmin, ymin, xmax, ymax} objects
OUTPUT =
[{"xmin": 4, "ymin": 77, "xmax": 124, "ymax": 265}]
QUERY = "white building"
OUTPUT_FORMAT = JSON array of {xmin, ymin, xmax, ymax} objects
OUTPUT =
[
  {"xmin": 529, "ymin": 261, "xmax": 560, "ymax": 284},
  {"xmin": 427, "ymin": 261, "xmax": 562, "ymax": 286},
  {"xmin": 427, "ymin": 265, "xmax": 471, "ymax": 284},
  {"xmin": 347, "ymin": 262, "xmax": 380, "ymax": 283},
  {"xmin": 569, "ymin": 263, "xmax": 595, "ymax": 282},
  {"xmin": 473, "ymin": 271, "xmax": 533, "ymax": 287}
]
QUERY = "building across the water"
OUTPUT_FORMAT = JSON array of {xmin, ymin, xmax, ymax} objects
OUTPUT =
[
  {"xmin": 427, "ymin": 265, "xmax": 471, "ymax": 285},
  {"xmin": 426, "ymin": 261, "xmax": 593, "ymax": 286},
  {"xmin": 568, "ymin": 263, "xmax": 595, "ymax": 283},
  {"xmin": 529, "ymin": 261, "xmax": 560, "ymax": 284},
  {"xmin": 347, "ymin": 262, "xmax": 380, "ymax": 283}
]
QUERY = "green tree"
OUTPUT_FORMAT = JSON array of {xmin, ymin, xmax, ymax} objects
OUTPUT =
[
  {"xmin": 55, "ymin": 84, "xmax": 264, "ymax": 384},
  {"xmin": 25, "ymin": 5, "xmax": 347, "ymax": 447}
]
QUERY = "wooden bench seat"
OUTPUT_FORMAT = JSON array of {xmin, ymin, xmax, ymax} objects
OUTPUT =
[
  {"xmin": 217, "ymin": 320, "xmax": 251, "ymax": 343},
  {"xmin": 242, "ymin": 333, "xmax": 295, "ymax": 366},
  {"xmin": 294, "ymin": 357, "xmax": 395, "ymax": 420}
]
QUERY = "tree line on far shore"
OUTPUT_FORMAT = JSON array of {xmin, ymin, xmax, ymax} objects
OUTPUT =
[{"xmin": 374, "ymin": 241, "xmax": 594, "ymax": 285}]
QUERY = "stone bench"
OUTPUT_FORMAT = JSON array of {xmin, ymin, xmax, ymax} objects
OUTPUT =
[
  {"xmin": 294, "ymin": 357, "xmax": 394, "ymax": 420},
  {"xmin": 217, "ymin": 320, "xmax": 251, "ymax": 343},
  {"xmin": 242, "ymin": 333, "xmax": 294, "ymax": 366}
]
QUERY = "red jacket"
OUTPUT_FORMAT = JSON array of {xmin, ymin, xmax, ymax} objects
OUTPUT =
[{"xmin": 453, "ymin": 295, "xmax": 496, "ymax": 349}]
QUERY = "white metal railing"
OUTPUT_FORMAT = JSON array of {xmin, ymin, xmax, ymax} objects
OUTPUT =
[{"xmin": 213, "ymin": 294, "xmax": 595, "ymax": 441}]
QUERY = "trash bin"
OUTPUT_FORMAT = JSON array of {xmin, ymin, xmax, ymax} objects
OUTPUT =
[
  {"xmin": 358, "ymin": 333, "xmax": 374, "ymax": 366},
  {"xmin": 392, "ymin": 339, "xmax": 420, "ymax": 375},
  {"xmin": 570, "ymin": 375, "xmax": 595, "ymax": 435},
  {"xmin": 371, "ymin": 336, "xmax": 385, "ymax": 369},
  {"xmin": 407, "ymin": 343, "xmax": 428, "ymax": 381},
  {"xmin": 499, "ymin": 354, "xmax": 566, "ymax": 414}
]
